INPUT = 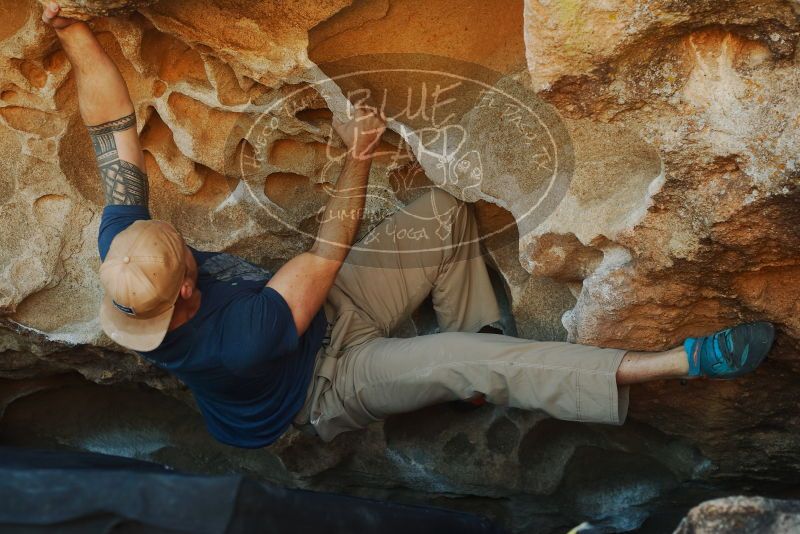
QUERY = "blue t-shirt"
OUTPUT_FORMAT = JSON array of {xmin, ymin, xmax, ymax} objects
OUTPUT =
[{"xmin": 98, "ymin": 205, "xmax": 327, "ymax": 448}]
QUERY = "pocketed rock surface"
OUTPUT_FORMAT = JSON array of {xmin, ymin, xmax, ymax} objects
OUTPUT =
[
  {"xmin": 1, "ymin": 1, "xmax": 799, "ymax": 532},
  {"xmin": 38, "ymin": 0, "xmax": 160, "ymax": 20},
  {"xmin": 674, "ymin": 497, "xmax": 800, "ymax": 534}
]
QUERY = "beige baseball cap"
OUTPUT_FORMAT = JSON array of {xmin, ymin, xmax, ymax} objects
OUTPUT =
[{"xmin": 99, "ymin": 220, "xmax": 187, "ymax": 352}]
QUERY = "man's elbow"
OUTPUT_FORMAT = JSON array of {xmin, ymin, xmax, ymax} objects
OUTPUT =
[{"xmin": 308, "ymin": 241, "xmax": 352, "ymax": 266}]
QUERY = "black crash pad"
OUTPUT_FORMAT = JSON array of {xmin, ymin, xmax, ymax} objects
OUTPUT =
[{"xmin": 0, "ymin": 447, "xmax": 506, "ymax": 534}]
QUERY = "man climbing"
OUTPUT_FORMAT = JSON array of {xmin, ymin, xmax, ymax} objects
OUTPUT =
[{"xmin": 43, "ymin": 4, "xmax": 775, "ymax": 448}]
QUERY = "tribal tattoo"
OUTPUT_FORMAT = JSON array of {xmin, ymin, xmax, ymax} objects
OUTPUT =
[{"xmin": 87, "ymin": 113, "xmax": 149, "ymax": 206}]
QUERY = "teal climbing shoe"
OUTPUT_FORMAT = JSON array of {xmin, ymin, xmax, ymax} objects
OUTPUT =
[{"xmin": 684, "ymin": 321, "xmax": 775, "ymax": 379}]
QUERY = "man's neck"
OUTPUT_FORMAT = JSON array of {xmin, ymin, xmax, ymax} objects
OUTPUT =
[{"xmin": 169, "ymin": 290, "xmax": 202, "ymax": 331}]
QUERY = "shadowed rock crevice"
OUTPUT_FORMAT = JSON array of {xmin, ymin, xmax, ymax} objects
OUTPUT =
[{"xmin": 0, "ymin": 370, "xmax": 720, "ymax": 533}]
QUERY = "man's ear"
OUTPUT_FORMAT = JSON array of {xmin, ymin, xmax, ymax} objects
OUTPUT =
[{"xmin": 179, "ymin": 281, "xmax": 193, "ymax": 300}]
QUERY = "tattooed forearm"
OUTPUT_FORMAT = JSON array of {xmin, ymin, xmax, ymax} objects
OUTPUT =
[{"xmin": 87, "ymin": 113, "xmax": 149, "ymax": 206}]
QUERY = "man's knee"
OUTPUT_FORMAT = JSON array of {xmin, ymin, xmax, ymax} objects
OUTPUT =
[
  {"xmin": 402, "ymin": 187, "xmax": 461, "ymax": 217},
  {"xmin": 428, "ymin": 188, "xmax": 478, "ymax": 245},
  {"xmin": 398, "ymin": 188, "xmax": 472, "ymax": 241},
  {"xmin": 428, "ymin": 187, "xmax": 462, "ymax": 212}
]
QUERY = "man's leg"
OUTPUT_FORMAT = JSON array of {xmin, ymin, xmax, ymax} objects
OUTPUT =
[
  {"xmin": 312, "ymin": 325, "xmax": 774, "ymax": 441},
  {"xmin": 313, "ymin": 332, "xmax": 631, "ymax": 441},
  {"xmin": 324, "ymin": 187, "xmax": 502, "ymax": 351}
]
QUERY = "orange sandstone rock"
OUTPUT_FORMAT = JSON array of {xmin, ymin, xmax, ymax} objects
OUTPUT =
[{"xmin": 38, "ymin": 0, "xmax": 160, "ymax": 20}]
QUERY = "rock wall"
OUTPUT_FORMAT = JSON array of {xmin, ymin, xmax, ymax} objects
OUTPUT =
[
  {"xmin": 1, "ymin": 0, "xmax": 799, "ymax": 532},
  {"xmin": 675, "ymin": 496, "xmax": 800, "ymax": 533}
]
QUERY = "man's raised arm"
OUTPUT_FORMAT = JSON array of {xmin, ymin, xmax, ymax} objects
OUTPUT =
[
  {"xmin": 43, "ymin": 3, "xmax": 148, "ymax": 207},
  {"xmin": 267, "ymin": 107, "xmax": 386, "ymax": 335}
]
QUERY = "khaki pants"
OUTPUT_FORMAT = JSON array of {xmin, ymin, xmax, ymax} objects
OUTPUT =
[{"xmin": 295, "ymin": 189, "xmax": 629, "ymax": 442}]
